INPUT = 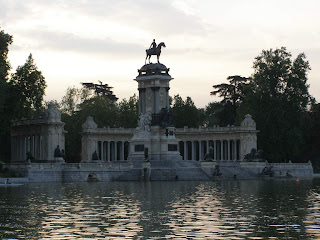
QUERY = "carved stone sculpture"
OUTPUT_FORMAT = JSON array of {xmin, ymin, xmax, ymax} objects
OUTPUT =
[
  {"xmin": 54, "ymin": 145, "xmax": 62, "ymax": 158},
  {"xmin": 203, "ymin": 147, "xmax": 214, "ymax": 162},
  {"xmin": 45, "ymin": 103, "xmax": 61, "ymax": 122},
  {"xmin": 92, "ymin": 151, "xmax": 99, "ymax": 161}
]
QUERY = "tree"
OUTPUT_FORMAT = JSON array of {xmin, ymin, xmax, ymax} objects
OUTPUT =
[
  {"xmin": 171, "ymin": 95, "xmax": 202, "ymax": 128},
  {"xmin": 62, "ymin": 95, "xmax": 121, "ymax": 162},
  {"xmin": 117, "ymin": 95, "xmax": 139, "ymax": 128},
  {"xmin": 205, "ymin": 101, "xmax": 235, "ymax": 127},
  {"xmin": 82, "ymin": 81, "xmax": 118, "ymax": 101},
  {"xmin": 240, "ymin": 47, "xmax": 312, "ymax": 162},
  {"xmin": 0, "ymin": 29, "xmax": 13, "ymax": 162},
  {"xmin": 10, "ymin": 53, "xmax": 47, "ymax": 118},
  {"xmin": 210, "ymin": 75, "xmax": 249, "ymax": 124},
  {"xmin": 60, "ymin": 86, "xmax": 91, "ymax": 115},
  {"xmin": 0, "ymin": 28, "xmax": 13, "ymax": 82}
]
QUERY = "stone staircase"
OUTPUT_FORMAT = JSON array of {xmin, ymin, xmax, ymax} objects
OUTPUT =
[
  {"xmin": 218, "ymin": 166, "xmax": 259, "ymax": 179},
  {"xmin": 116, "ymin": 160, "xmax": 260, "ymax": 181}
]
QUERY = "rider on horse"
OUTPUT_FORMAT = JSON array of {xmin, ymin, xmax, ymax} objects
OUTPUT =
[{"xmin": 149, "ymin": 39, "xmax": 157, "ymax": 53}]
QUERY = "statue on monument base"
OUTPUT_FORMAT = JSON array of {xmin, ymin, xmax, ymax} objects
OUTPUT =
[
  {"xmin": 133, "ymin": 113, "xmax": 152, "ymax": 139},
  {"xmin": 203, "ymin": 147, "xmax": 214, "ymax": 162},
  {"xmin": 145, "ymin": 39, "xmax": 166, "ymax": 64}
]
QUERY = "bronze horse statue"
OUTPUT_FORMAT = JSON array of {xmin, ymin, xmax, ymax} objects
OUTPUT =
[{"xmin": 145, "ymin": 42, "xmax": 166, "ymax": 64}]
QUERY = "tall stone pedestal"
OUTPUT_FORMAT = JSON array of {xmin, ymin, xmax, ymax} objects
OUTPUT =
[
  {"xmin": 129, "ymin": 126, "xmax": 182, "ymax": 161},
  {"xmin": 128, "ymin": 63, "xmax": 182, "ymax": 162}
]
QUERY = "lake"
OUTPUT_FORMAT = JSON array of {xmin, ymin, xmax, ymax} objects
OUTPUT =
[{"xmin": 1, "ymin": 179, "xmax": 320, "ymax": 239}]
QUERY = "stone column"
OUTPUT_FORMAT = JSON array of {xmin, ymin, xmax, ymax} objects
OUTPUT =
[
  {"xmin": 232, "ymin": 140, "xmax": 235, "ymax": 160},
  {"xmin": 24, "ymin": 136, "xmax": 27, "ymax": 161},
  {"xmin": 107, "ymin": 141, "xmax": 110, "ymax": 162},
  {"xmin": 121, "ymin": 141, "xmax": 125, "ymax": 160},
  {"xmin": 34, "ymin": 136, "xmax": 37, "ymax": 160},
  {"xmin": 199, "ymin": 141, "xmax": 202, "ymax": 161},
  {"xmin": 192, "ymin": 141, "xmax": 195, "ymax": 160},
  {"xmin": 213, "ymin": 140, "xmax": 216, "ymax": 160},
  {"xmin": 110, "ymin": 141, "xmax": 114, "ymax": 161},
  {"xmin": 139, "ymin": 88, "xmax": 146, "ymax": 114},
  {"xmin": 184, "ymin": 141, "xmax": 187, "ymax": 160},
  {"xmin": 220, "ymin": 140, "xmax": 223, "ymax": 160},
  {"xmin": 166, "ymin": 87, "xmax": 170, "ymax": 109},
  {"xmin": 127, "ymin": 142, "xmax": 130, "ymax": 157},
  {"xmin": 237, "ymin": 139, "xmax": 240, "ymax": 161},
  {"xmin": 151, "ymin": 88, "xmax": 155, "ymax": 113},
  {"xmin": 227, "ymin": 140, "xmax": 230, "ymax": 160},
  {"xmin": 115, "ymin": 141, "xmax": 118, "ymax": 161},
  {"xmin": 100, "ymin": 141, "xmax": 104, "ymax": 161}
]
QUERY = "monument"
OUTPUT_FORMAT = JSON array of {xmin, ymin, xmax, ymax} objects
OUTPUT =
[
  {"xmin": 8, "ymin": 39, "xmax": 314, "ymax": 182},
  {"xmin": 129, "ymin": 40, "xmax": 182, "ymax": 162}
]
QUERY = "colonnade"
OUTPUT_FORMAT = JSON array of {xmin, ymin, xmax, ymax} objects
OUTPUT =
[
  {"xmin": 97, "ymin": 140, "xmax": 130, "ymax": 161},
  {"xmin": 178, "ymin": 139, "xmax": 241, "ymax": 161},
  {"xmin": 11, "ymin": 135, "xmax": 42, "ymax": 161}
]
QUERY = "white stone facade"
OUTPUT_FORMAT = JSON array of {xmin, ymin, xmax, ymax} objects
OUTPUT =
[
  {"xmin": 81, "ymin": 116, "xmax": 134, "ymax": 162},
  {"xmin": 80, "ymin": 115, "xmax": 258, "ymax": 162},
  {"xmin": 11, "ymin": 103, "xmax": 65, "ymax": 163}
]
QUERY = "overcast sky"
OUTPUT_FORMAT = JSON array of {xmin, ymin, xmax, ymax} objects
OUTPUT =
[{"xmin": 1, "ymin": 0, "xmax": 320, "ymax": 107}]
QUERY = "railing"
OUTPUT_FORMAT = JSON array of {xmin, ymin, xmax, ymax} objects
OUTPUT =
[
  {"xmin": 83, "ymin": 127, "xmax": 135, "ymax": 134},
  {"xmin": 175, "ymin": 126, "xmax": 258, "ymax": 133}
]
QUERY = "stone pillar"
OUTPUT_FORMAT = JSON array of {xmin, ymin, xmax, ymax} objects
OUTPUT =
[
  {"xmin": 221, "ymin": 140, "xmax": 224, "ymax": 160},
  {"xmin": 107, "ymin": 141, "xmax": 110, "ymax": 162},
  {"xmin": 199, "ymin": 141, "xmax": 202, "ymax": 161},
  {"xmin": 127, "ymin": 142, "xmax": 130, "ymax": 160},
  {"xmin": 166, "ymin": 87, "xmax": 170, "ymax": 109},
  {"xmin": 184, "ymin": 141, "xmax": 187, "ymax": 160},
  {"xmin": 227, "ymin": 140, "xmax": 230, "ymax": 160},
  {"xmin": 121, "ymin": 141, "xmax": 125, "ymax": 160},
  {"xmin": 192, "ymin": 141, "xmax": 195, "ymax": 160},
  {"xmin": 115, "ymin": 141, "xmax": 118, "ymax": 161},
  {"xmin": 213, "ymin": 140, "xmax": 216, "ymax": 160},
  {"xmin": 100, "ymin": 141, "xmax": 104, "ymax": 161},
  {"xmin": 233, "ymin": 140, "xmax": 236, "ymax": 160},
  {"xmin": 24, "ymin": 136, "xmax": 27, "ymax": 161},
  {"xmin": 237, "ymin": 139, "xmax": 240, "ymax": 161}
]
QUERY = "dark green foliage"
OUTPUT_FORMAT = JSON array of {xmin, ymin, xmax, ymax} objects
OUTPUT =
[
  {"xmin": 240, "ymin": 47, "xmax": 312, "ymax": 162},
  {"xmin": 171, "ymin": 95, "xmax": 203, "ymax": 128},
  {"xmin": 82, "ymin": 81, "xmax": 118, "ymax": 101},
  {"xmin": 0, "ymin": 28, "xmax": 13, "ymax": 82},
  {"xmin": 0, "ymin": 29, "xmax": 13, "ymax": 162},
  {"xmin": 205, "ymin": 101, "xmax": 236, "ymax": 126},
  {"xmin": 10, "ymin": 54, "xmax": 47, "ymax": 118},
  {"xmin": 62, "ymin": 93, "xmax": 138, "ymax": 162},
  {"xmin": 304, "ymin": 103, "xmax": 320, "ymax": 168},
  {"xmin": 209, "ymin": 47, "xmax": 316, "ymax": 162},
  {"xmin": 210, "ymin": 75, "xmax": 249, "ymax": 125},
  {"xmin": 117, "ymin": 95, "xmax": 139, "ymax": 128}
]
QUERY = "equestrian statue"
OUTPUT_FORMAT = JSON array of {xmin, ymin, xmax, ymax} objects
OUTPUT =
[{"xmin": 145, "ymin": 39, "xmax": 166, "ymax": 64}]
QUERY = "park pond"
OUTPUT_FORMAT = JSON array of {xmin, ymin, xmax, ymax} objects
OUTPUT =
[{"xmin": 1, "ymin": 179, "xmax": 320, "ymax": 239}]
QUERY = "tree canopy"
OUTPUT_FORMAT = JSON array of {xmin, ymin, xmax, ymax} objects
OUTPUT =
[
  {"xmin": 10, "ymin": 54, "xmax": 47, "ymax": 118},
  {"xmin": 0, "ymin": 28, "xmax": 13, "ymax": 82}
]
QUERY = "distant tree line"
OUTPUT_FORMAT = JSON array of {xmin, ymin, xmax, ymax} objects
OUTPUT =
[{"xmin": 1, "ymin": 28, "xmax": 320, "ymax": 166}]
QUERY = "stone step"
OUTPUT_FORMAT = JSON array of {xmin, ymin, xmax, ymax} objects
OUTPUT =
[{"xmin": 219, "ymin": 166, "xmax": 258, "ymax": 179}]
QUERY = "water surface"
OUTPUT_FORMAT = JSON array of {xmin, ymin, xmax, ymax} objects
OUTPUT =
[{"xmin": 1, "ymin": 179, "xmax": 320, "ymax": 239}]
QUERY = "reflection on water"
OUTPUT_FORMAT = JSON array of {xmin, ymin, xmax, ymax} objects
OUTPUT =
[{"xmin": 1, "ymin": 179, "xmax": 320, "ymax": 239}]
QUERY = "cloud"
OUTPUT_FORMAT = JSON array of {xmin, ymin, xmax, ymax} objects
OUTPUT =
[{"xmin": 11, "ymin": 29, "xmax": 144, "ymax": 59}]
